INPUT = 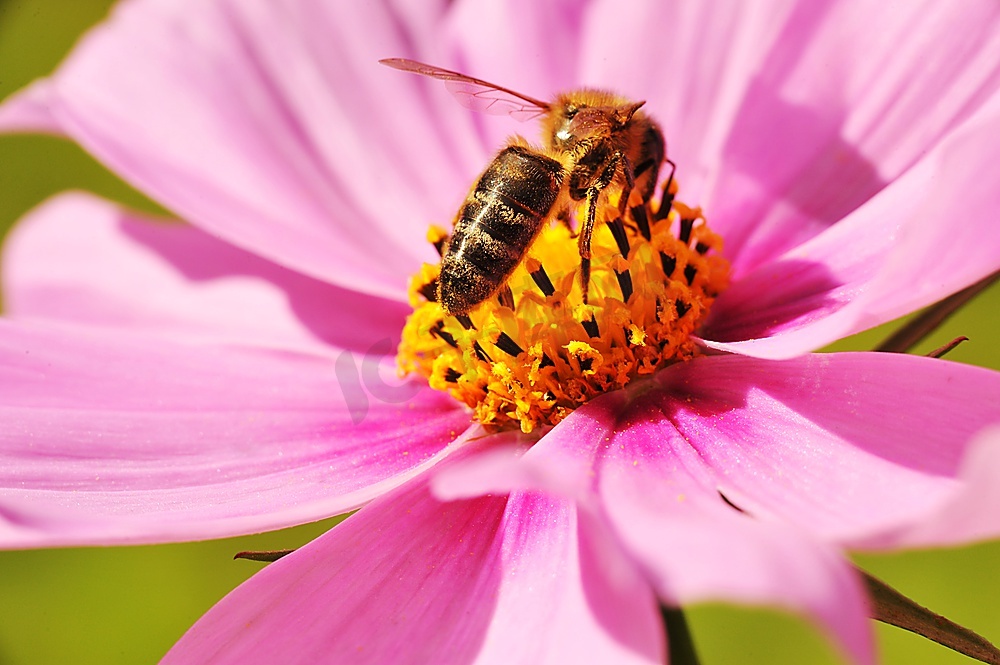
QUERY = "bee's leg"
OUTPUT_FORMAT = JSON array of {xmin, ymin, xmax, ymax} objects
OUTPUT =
[
  {"xmin": 578, "ymin": 187, "xmax": 600, "ymax": 304},
  {"xmin": 577, "ymin": 153, "xmax": 623, "ymax": 303},
  {"xmin": 655, "ymin": 158, "xmax": 677, "ymax": 220},
  {"xmin": 618, "ymin": 154, "xmax": 635, "ymax": 219}
]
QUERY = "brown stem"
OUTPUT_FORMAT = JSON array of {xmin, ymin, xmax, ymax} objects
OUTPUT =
[
  {"xmin": 661, "ymin": 606, "xmax": 701, "ymax": 665},
  {"xmin": 927, "ymin": 336, "xmax": 969, "ymax": 359},
  {"xmin": 876, "ymin": 270, "xmax": 1000, "ymax": 353},
  {"xmin": 863, "ymin": 571, "xmax": 1000, "ymax": 664},
  {"xmin": 233, "ymin": 548, "xmax": 295, "ymax": 563}
]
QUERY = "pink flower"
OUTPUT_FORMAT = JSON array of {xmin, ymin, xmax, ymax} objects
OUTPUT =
[{"xmin": 3, "ymin": 1, "xmax": 1000, "ymax": 663}]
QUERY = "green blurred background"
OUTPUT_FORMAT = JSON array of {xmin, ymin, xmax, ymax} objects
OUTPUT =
[{"xmin": 0, "ymin": 2, "xmax": 998, "ymax": 663}]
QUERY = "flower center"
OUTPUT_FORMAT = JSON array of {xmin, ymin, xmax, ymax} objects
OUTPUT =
[{"xmin": 397, "ymin": 180, "xmax": 729, "ymax": 433}]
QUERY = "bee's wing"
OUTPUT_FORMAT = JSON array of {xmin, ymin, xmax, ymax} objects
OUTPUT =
[
  {"xmin": 380, "ymin": 58, "xmax": 549, "ymax": 122},
  {"xmin": 441, "ymin": 80, "xmax": 549, "ymax": 122}
]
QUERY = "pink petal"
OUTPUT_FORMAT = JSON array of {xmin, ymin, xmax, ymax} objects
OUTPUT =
[
  {"xmin": 432, "ymin": 351, "xmax": 1000, "ymax": 658},
  {"xmin": 435, "ymin": 356, "xmax": 1000, "ymax": 550},
  {"xmin": 581, "ymin": 395, "xmax": 872, "ymax": 664},
  {"xmin": 636, "ymin": 353, "xmax": 1000, "ymax": 549},
  {"xmin": 702, "ymin": 93, "xmax": 1000, "ymax": 358},
  {"xmin": 0, "ymin": 80, "xmax": 62, "ymax": 134},
  {"xmin": 578, "ymin": 0, "xmax": 800, "ymax": 203},
  {"xmin": 164, "ymin": 471, "xmax": 662, "ymax": 664},
  {"xmin": 597, "ymin": 457, "xmax": 874, "ymax": 665},
  {"xmin": 464, "ymin": 393, "xmax": 874, "ymax": 664},
  {"xmin": 11, "ymin": 0, "xmax": 487, "ymax": 300},
  {"xmin": 0, "ymin": 321, "xmax": 467, "ymax": 547},
  {"xmin": 432, "ymin": 437, "xmax": 594, "ymax": 503},
  {"xmin": 444, "ymin": 0, "xmax": 589, "ymax": 152},
  {"xmin": 447, "ymin": 0, "xmax": 806, "ymax": 204},
  {"xmin": 882, "ymin": 425, "xmax": 1000, "ymax": 548},
  {"xmin": 3, "ymin": 192, "xmax": 407, "ymax": 354},
  {"xmin": 705, "ymin": 1, "xmax": 1000, "ymax": 278}
]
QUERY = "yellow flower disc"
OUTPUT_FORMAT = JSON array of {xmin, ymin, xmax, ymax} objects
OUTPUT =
[{"xmin": 398, "ymin": 185, "xmax": 729, "ymax": 434}]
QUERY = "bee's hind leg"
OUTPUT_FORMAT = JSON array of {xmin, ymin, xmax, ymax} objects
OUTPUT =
[
  {"xmin": 578, "ymin": 187, "xmax": 600, "ymax": 304},
  {"xmin": 617, "ymin": 154, "xmax": 635, "ymax": 219},
  {"xmin": 577, "ymin": 152, "xmax": 626, "ymax": 304}
]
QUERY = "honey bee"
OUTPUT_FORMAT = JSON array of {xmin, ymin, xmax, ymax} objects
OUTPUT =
[{"xmin": 380, "ymin": 58, "xmax": 668, "ymax": 316}]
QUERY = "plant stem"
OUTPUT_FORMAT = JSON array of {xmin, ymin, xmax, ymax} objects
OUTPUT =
[
  {"xmin": 661, "ymin": 606, "xmax": 701, "ymax": 665},
  {"xmin": 876, "ymin": 270, "xmax": 1000, "ymax": 353},
  {"xmin": 863, "ymin": 570, "xmax": 1000, "ymax": 664}
]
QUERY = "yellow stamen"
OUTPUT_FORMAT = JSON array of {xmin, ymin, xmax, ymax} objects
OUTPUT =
[{"xmin": 397, "ymin": 187, "xmax": 729, "ymax": 434}]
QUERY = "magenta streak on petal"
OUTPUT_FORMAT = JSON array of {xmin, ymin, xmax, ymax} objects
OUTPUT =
[
  {"xmin": 0, "ymin": 321, "xmax": 469, "ymax": 547},
  {"xmin": 436, "ymin": 384, "xmax": 876, "ymax": 665},
  {"xmin": 435, "ymin": 356, "xmax": 1000, "ymax": 551},
  {"xmin": 164, "ymin": 467, "xmax": 661, "ymax": 665},
  {"xmin": 555, "ymin": 391, "xmax": 875, "ymax": 665},
  {"xmin": 647, "ymin": 353, "xmax": 1000, "ymax": 548},
  {"xmin": 425, "ymin": 351, "xmax": 1000, "ymax": 663},
  {"xmin": 597, "ymin": 452, "xmax": 875, "ymax": 665}
]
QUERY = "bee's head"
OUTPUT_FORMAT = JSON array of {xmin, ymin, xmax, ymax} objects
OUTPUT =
[{"xmin": 545, "ymin": 91, "xmax": 645, "ymax": 150}]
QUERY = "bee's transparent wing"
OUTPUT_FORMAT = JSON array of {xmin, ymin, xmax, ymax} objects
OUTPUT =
[
  {"xmin": 441, "ymin": 81, "xmax": 548, "ymax": 122},
  {"xmin": 380, "ymin": 58, "xmax": 549, "ymax": 122}
]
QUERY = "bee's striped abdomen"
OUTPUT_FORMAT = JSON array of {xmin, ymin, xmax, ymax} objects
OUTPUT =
[{"xmin": 439, "ymin": 146, "xmax": 564, "ymax": 315}]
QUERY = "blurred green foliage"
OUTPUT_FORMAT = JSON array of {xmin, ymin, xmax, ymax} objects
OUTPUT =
[{"xmin": 0, "ymin": 2, "xmax": 997, "ymax": 664}]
